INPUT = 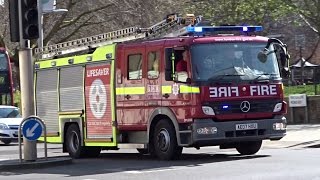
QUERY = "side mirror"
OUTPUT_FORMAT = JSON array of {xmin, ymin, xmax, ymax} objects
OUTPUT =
[
  {"xmin": 257, "ymin": 49, "xmax": 268, "ymax": 63},
  {"xmin": 281, "ymin": 67, "xmax": 290, "ymax": 78},
  {"xmin": 280, "ymin": 50, "xmax": 290, "ymax": 67},
  {"xmin": 257, "ymin": 48, "xmax": 275, "ymax": 63},
  {"xmin": 174, "ymin": 72, "xmax": 191, "ymax": 83}
]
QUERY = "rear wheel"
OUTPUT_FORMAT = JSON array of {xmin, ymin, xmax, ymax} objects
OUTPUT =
[
  {"xmin": 152, "ymin": 119, "xmax": 182, "ymax": 160},
  {"xmin": 2, "ymin": 140, "xmax": 11, "ymax": 145},
  {"xmin": 65, "ymin": 124, "xmax": 87, "ymax": 158},
  {"xmin": 236, "ymin": 140, "xmax": 262, "ymax": 155}
]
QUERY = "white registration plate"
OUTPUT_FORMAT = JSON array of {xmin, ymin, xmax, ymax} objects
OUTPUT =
[{"xmin": 236, "ymin": 123, "xmax": 258, "ymax": 130}]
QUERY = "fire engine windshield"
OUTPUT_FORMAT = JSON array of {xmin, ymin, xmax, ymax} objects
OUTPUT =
[{"xmin": 190, "ymin": 42, "xmax": 281, "ymax": 83}]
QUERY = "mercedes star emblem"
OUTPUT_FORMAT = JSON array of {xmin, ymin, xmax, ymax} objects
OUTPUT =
[{"xmin": 240, "ymin": 101, "xmax": 250, "ymax": 113}]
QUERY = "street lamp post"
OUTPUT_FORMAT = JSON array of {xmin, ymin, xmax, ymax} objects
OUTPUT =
[{"xmin": 37, "ymin": 0, "xmax": 68, "ymax": 49}]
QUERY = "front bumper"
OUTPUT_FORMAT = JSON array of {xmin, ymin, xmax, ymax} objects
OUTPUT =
[
  {"xmin": 0, "ymin": 129, "xmax": 19, "ymax": 140},
  {"xmin": 189, "ymin": 116, "xmax": 286, "ymax": 146}
]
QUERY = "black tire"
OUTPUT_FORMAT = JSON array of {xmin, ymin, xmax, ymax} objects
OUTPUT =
[
  {"xmin": 137, "ymin": 148, "xmax": 149, "ymax": 155},
  {"xmin": 2, "ymin": 140, "xmax": 11, "ymax": 145},
  {"xmin": 236, "ymin": 140, "xmax": 262, "ymax": 155},
  {"xmin": 65, "ymin": 124, "xmax": 87, "ymax": 158},
  {"xmin": 152, "ymin": 119, "xmax": 182, "ymax": 160},
  {"xmin": 85, "ymin": 147, "xmax": 101, "ymax": 158}
]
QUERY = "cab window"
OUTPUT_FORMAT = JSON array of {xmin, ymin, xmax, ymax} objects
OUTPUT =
[
  {"xmin": 147, "ymin": 51, "xmax": 160, "ymax": 79},
  {"xmin": 128, "ymin": 54, "xmax": 142, "ymax": 80}
]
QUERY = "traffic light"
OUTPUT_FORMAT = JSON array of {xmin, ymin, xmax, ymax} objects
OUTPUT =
[
  {"xmin": 9, "ymin": 0, "xmax": 20, "ymax": 42},
  {"xmin": 21, "ymin": 0, "xmax": 39, "ymax": 39}
]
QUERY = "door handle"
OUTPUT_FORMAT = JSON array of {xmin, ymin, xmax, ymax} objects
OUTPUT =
[
  {"xmin": 162, "ymin": 93, "xmax": 170, "ymax": 98},
  {"xmin": 125, "ymin": 94, "xmax": 131, "ymax": 99}
]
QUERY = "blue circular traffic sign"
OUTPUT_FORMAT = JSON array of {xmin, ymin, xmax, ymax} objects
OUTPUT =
[{"xmin": 22, "ymin": 118, "xmax": 43, "ymax": 141}]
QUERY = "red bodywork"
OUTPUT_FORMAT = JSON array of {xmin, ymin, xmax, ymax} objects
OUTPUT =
[
  {"xmin": 115, "ymin": 36, "xmax": 286, "ymax": 131},
  {"xmin": 0, "ymin": 48, "xmax": 14, "ymax": 106}
]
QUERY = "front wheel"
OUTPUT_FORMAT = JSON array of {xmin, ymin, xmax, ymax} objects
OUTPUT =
[
  {"xmin": 152, "ymin": 119, "xmax": 182, "ymax": 160},
  {"xmin": 236, "ymin": 140, "xmax": 262, "ymax": 155},
  {"xmin": 65, "ymin": 124, "xmax": 87, "ymax": 158}
]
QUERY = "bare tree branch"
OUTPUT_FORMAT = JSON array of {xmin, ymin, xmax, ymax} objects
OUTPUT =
[
  {"xmin": 57, "ymin": 15, "xmax": 95, "ymax": 42},
  {"xmin": 306, "ymin": 37, "xmax": 320, "ymax": 61},
  {"xmin": 299, "ymin": 14, "xmax": 319, "ymax": 33},
  {"xmin": 59, "ymin": 3, "xmax": 115, "ymax": 29},
  {"xmin": 43, "ymin": 0, "xmax": 80, "ymax": 45}
]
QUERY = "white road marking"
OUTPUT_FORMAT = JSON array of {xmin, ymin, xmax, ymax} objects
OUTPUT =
[{"xmin": 124, "ymin": 167, "xmax": 182, "ymax": 174}]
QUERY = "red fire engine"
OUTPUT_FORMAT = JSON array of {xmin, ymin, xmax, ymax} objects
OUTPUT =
[{"xmin": 34, "ymin": 14, "xmax": 289, "ymax": 160}]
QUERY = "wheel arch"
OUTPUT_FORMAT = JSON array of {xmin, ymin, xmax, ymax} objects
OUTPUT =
[
  {"xmin": 147, "ymin": 107, "xmax": 181, "ymax": 146},
  {"xmin": 60, "ymin": 117, "xmax": 84, "ymax": 152}
]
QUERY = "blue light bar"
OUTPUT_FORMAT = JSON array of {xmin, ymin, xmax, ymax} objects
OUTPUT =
[{"xmin": 186, "ymin": 26, "xmax": 263, "ymax": 33}]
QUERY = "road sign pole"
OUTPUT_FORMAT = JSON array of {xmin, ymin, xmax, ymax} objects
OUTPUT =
[{"xmin": 19, "ymin": 48, "xmax": 37, "ymax": 161}]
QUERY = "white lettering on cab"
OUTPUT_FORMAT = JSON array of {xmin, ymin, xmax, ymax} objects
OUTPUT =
[
  {"xmin": 209, "ymin": 87, "xmax": 239, "ymax": 97},
  {"xmin": 87, "ymin": 68, "xmax": 109, "ymax": 77},
  {"xmin": 250, "ymin": 85, "xmax": 277, "ymax": 96}
]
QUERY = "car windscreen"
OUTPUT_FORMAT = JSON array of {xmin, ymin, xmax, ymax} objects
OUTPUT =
[{"xmin": 0, "ymin": 108, "xmax": 21, "ymax": 118}]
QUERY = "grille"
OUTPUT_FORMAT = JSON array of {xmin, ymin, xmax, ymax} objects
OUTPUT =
[
  {"xmin": 225, "ymin": 129, "xmax": 266, "ymax": 137},
  {"xmin": 209, "ymin": 100, "xmax": 281, "ymax": 115},
  {"xmin": 8, "ymin": 125, "xmax": 18, "ymax": 130}
]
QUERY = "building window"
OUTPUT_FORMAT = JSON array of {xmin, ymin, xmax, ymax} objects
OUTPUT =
[
  {"xmin": 128, "ymin": 54, "xmax": 142, "ymax": 80},
  {"xmin": 147, "ymin": 51, "xmax": 160, "ymax": 79}
]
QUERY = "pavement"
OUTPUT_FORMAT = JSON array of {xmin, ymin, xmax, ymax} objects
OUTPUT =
[
  {"xmin": 0, "ymin": 143, "xmax": 72, "ymax": 171},
  {"xmin": 263, "ymin": 124, "xmax": 320, "ymax": 148},
  {"xmin": 0, "ymin": 124, "xmax": 319, "ymax": 171}
]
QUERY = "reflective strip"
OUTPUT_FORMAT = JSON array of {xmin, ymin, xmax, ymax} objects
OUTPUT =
[
  {"xmin": 162, "ymin": 85, "xmax": 199, "ymax": 94},
  {"xmin": 180, "ymin": 85, "xmax": 200, "ymax": 93},
  {"xmin": 116, "ymin": 85, "xmax": 199, "ymax": 95},
  {"xmin": 36, "ymin": 44, "xmax": 116, "ymax": 69},
  {"xmin": 38, "ymin": 136, "xmax": 62, "ymax": 143},
  {"xmin": 162, "ymin": 86, "xmax": 171, "ymax": 94},
  {"xmin": 116, "ymin": 87, "xmax": 145, "ymax": 95}
]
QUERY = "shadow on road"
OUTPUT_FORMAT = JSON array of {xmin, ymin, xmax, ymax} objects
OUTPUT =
[{"xmin": 0, "ymin": 152, "xmax": 270, "ymax": 177}]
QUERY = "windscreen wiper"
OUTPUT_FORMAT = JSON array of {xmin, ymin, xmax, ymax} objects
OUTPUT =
[
  {"xmin": 208, "ymin": 74, "xmax": 245, "ymax": 82},
  {"xmin": 252, "ymin": 73, "xmax": 279, "ymax": 83},
  {"xmin": 254, "ymin": 73, "xmax": 277, "ymax": 80}
]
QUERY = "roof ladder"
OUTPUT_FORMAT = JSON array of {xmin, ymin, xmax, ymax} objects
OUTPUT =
[{"xmin": 35, "ymin": 14, "xmax": 203, "ymax": 59}]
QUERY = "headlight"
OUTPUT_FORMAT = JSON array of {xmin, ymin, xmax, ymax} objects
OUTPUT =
[
  {"xmin": 0, "ymin": 123, "xmax": 9, "ymax": 130},
  {"xmin": 273, "ymin": 103, "xmax": 283, "ymax": 112},
  {"xmin": 273, "ymin": 123, "xmax": 286, "ymax": 130},
  {"xmin": 202, "ymin": 106, "xmax": 215, "ymax": 115}
]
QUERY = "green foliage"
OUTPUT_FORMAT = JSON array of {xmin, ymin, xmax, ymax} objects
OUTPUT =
[
  {"xmin": 284, "ymin": 84, "xmax": 320, "ymax": 96},
  {"xmin": 14, "ymin": 90, "xmax": 21, "ymax": 108},
  {"xmin": 184, "ymin": 0, "xmax": 294, "ymax": 27}
]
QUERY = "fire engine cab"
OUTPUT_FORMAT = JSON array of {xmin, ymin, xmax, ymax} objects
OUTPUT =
[{"xmin": 34, "ymin": 14, "xmax": 289, "ymax": 160}]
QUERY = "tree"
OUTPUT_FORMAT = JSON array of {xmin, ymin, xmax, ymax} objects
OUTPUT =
[
  {"xmin": 183, "ymin": 0, "xmax": 292, "ymax": 27},
  {"xmin": 42, "ymin": 0, "xmax": 181, "ymax": 46},
  {"xmin": 284, "ymin": 0, "xmax": 320, "ymax": 61}
]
